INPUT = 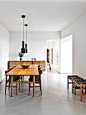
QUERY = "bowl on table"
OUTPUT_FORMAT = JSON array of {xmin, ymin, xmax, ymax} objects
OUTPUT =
[{"xmin": 21, "ymin": 64, "xmax": 30, "ymax": 68}]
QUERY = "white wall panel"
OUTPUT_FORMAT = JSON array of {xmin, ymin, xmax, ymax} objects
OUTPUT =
[{"xmin": 0, "ymin": 24, "xmax": 9, "ymax": 82}]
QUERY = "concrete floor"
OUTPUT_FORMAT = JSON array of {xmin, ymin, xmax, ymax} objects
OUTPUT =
[{"xmin": 0, "ymin": 69, "xmax": 86, "ymax": 115}]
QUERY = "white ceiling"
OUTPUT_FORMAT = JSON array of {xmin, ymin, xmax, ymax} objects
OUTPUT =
[{"xmin": 0, "ymin": 1, "xmax": 86, "ymax": 32}]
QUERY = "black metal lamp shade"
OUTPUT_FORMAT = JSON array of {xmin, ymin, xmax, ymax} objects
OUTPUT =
[
  {"xmin": 21, "ymin": 15, "xmax": 26, "ymax": 53},
  {"xmin": 25, "ymin": 44, "xmax": 28, "ymax": 53},
  {"xmin": 21, "ymin": 41, "xmax": 25, "ymax": 53},
  {"xmin": 25, "ymin": 24, "xmax": 28, "ymax": 53}
]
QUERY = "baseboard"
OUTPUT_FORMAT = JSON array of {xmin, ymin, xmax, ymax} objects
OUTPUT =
[
  {"xmin": 0, "ymin": 77, "xmax": 5, "ymax": 83},
  {"xmin": 52, "ymin": 67, "xmax": 61, "ymax": 74}
]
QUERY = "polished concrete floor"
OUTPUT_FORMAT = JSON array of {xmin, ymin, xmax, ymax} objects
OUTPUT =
[{"xmin": 0, "ymin": 69, "xmax": 86, "ymax": 115}]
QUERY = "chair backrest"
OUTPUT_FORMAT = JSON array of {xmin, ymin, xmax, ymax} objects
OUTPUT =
[
  {"xmin": 38, "ymin": 65, "xmax": 42, "ymax": 74},
  {"xmin": 5, "ymin": 65, "xmax": 16, "ymax": 74},
  {"xmin": 5, "ymin": 70, "xmax": 10, "ymax": 74},
  {"xmin": 38, "ymin": 65, "xmax": 41, "ymax": 70},
  {"xmin": 9, "ymin": 67, "xmax": 13, "ymax": 70},
  {"xmin": 13, "ymin": 65, "xmax": 16, "ymax": 68},
  {"xmin": 39, "ymin": 69, "xmax": 42, "ymax": 74}
]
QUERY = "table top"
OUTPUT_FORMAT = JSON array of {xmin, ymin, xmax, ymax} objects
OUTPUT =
[{"xmin": 6, "ymin": 64, "xmax": 39, "ymax": 76}]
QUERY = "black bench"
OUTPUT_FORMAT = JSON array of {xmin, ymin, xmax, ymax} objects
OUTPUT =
[
  {"xmin": 67, "ymin": 75, "xmax": 83, "ymax": 93},
  {"xmin": 74, "ymin": 80, "xmax": 86, "ymax": 101}
]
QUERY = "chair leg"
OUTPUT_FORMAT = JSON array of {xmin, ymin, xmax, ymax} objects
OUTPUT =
[
  {"xmin": 19, "ymin": 79, "xmax": 20, "ymax": 90},
  {"xmin": 29, "ymin": 83, "xmax": 31, "ymax": 95},
  {"xmin": 5, "ymin": 76, "xmax": 7, "ymax": 95},
  {"xmin": 40, "ymin": 84, "xmax": 42, "ymax": 95},
  {"xmin": 8, "ymin": 82, "xmax": 10, "ymax": 90},
  {"xmin": 21, "ymin": 76, "xmax": 24, "ymax": 85},
  {"xmin": 8, "ymin": 76, "xmax": 11, "ymax": 90},
  {"xmin": 67, "ymin": 76, "xmax": 69, "ymax": 89},
  {"xmin": 16, "ymin": 83, "xmax": 18, "ymax": 95},
  {"xmin": 80, "ymin": 86, "xmax": 82, "ymax": 101}
]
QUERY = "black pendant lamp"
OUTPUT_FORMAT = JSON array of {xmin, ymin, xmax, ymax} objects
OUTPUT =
[
  {"xmin": 21, "ymin": 15, "xmax": 26, "ymax": 53},
  {"xmin": 25, "ymin": 24, "xmax": 28, "ymax": 53}
]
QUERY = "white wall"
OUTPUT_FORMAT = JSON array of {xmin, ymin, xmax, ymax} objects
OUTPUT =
[
  {"xmin": 61, "ymin": 35, "xmax": 73, "ymax": 73},
  {"xmin": 61, "ymin": 13, "xmax": 86, "ymax": 79},
  {"xmin": 9, "ymin": 32, "xmax": 60, "ymax": 61},
  {"xmin": 0, "ymin": 24, "xmax": 9, "ymax": 82}
]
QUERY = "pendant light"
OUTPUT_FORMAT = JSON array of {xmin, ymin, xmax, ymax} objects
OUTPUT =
[
  {"xmin": 21, "ymin": 15, "xmax": 26, "ymax": 53},
  {"xmin": 25, "ymin": 24, "xmax": 28, "ymax": 53}
]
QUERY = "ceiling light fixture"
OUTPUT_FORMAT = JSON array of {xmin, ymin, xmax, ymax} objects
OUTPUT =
[
  {"xmin": 25, "ymin": 24, "xmax": 28, "ymax": 53},
  {"xmin": 21, "ymin": 15, "xmax": 26, "ymax": 53}
]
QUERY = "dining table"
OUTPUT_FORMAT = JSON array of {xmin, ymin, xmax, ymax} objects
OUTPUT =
[{"xmin": 5, "ymin": 64, "xmax": 39, "ymax": 97}]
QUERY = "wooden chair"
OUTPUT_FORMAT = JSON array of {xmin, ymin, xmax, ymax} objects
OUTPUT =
[
  {"xmin": 67, "ymin": 75, "xmax": 83, "ymax": 93},
  {"xmin": 5, "ymin": 66, "xmax": 20, "ymax": 95},
  {"xmin": 74, "ymin": 80, "xmax": 86, "ymax": 101},
  {"xmin": 29, "ymin": 66, "xmax": 42, "ymax": 95}
]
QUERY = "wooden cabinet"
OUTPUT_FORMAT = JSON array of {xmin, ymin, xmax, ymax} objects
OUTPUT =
[{"xmin": 8, "ymin": 61, "xmax": 45, "ymax": 71}]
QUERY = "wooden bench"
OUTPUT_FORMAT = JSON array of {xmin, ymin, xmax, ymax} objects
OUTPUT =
[
  {"xmin": 67, "ymin": 75, "xmax": 83, "ymax": 93},
  {"xmin": 74, "ymin": 80, "xmax": 86, "ymax": 101}
]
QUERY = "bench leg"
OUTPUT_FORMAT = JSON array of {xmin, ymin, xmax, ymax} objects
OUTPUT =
[
  {"xmin": 80, "ymin": 86, "xmax": 82, "ymax": 101},
  {"xmin": 72, "ymin": 80, "xmax": 73, "ymax": 93},
  {"xmin": 74, "ymin": 81, "xmax": 76, "ymax": 95},
  {"xmin": 85, "ymin": 86, "xmax": 86, "ymax": 93}
]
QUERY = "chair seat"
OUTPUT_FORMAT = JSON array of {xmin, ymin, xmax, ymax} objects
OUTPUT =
[
  {"xmin": 7, "ymin": 76, "xmax": 19, "ymax": 82},
  {"xmin": 75, "ymin": 80, "xmax": 86, "ymax": 85}
]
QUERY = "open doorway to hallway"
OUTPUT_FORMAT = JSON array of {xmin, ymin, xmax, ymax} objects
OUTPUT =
[
  {"xmin": 47, "ymin": 49, "xmax": 50, "ymax": 63},
  {"xmin": 61, "ymin": 34, "xmax": 73, "ymax": 74},
  {"xmin": 47, "ymin": 40, "xmax": 60, "ymax": 73}
]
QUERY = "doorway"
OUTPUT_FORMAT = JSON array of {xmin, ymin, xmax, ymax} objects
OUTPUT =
[{"xmin": 47, "ymin": 49, "xmax": 50, "ymax": 63}]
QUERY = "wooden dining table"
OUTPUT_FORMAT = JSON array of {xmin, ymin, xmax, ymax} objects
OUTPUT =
[{"xmin": 6, "ymin": 64, "xmax": 39, "ymax": 97}]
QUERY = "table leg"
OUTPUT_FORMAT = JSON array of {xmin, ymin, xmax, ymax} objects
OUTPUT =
[
  {"xmin": 33, "ymin": 75, "xmax": 35, "ymax": 97},
  {"xmin": 11, "ymin": 76, "xmax": 13, "ymax": 97}
]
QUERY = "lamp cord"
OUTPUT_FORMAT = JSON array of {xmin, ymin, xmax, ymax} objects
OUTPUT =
[
  {"xmin": 26, "ymin": 26, "xmax": 27, "ymax": 43},
  {"xmin": 23, "ymin": 18, "xmax": 24, "ymax": 41}
]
